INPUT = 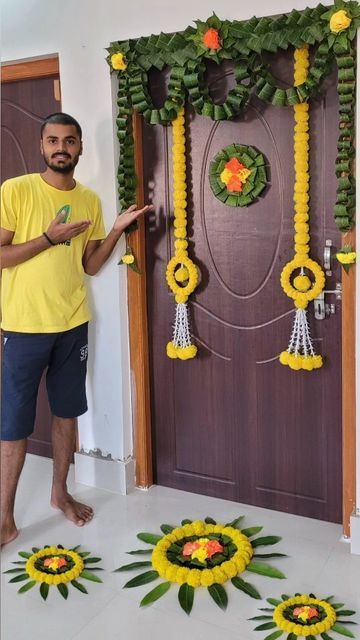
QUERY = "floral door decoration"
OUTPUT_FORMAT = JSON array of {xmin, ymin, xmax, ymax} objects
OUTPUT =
[{"xmin": 209, "ymin": 144, "xmax": 268, "ymax": 207}]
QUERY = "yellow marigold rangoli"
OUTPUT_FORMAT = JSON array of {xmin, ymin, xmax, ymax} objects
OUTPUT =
[
  {"xmin": 251, "ymin": 592, "xmax": 357, "ymax": 639},
  {"xmin": 4, "ymin": 544, "xmax": 103, "ymax": 600},
  {"xmin": 115, "ymin": 516, "xmax": 286, "ymax": 614}
]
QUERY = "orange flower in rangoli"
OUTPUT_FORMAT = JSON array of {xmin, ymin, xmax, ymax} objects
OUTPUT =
[
  {"xmin": 43, "ymin": 556, "xmax": 68, "ymax": 571},
  {"xmin": 205, "ymin": 539, "xmax": 224, "ymax": 557},
  {"xmin": 293, "ymin": 606, "xmax": 319, "ymax": 622},
  {"xmin": 226, "ymin": 157, "xmax": 244, "ymax": 173},
  {"xmin": 182, "ymin": 541, "xmax": 201, "ymax": 556},
  {"xmin": 202, "ymin": 28, "xmax": 221, "ymax": 50},
  {"xmin": 227, "ymin": 175, "xmax": 243, "ymax": 192}
]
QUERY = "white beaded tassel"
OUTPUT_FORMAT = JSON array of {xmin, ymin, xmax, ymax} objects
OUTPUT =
[
  {"xmin": 172, "ymin": 303, "xmax": 193, "ymax": 349},
  {"xmin": 287, "ymin": 308, "xmax": 316, "ymax": 357}
]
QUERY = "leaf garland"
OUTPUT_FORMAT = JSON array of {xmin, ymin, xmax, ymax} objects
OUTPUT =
[
  {"xmin": 114, "ymin": 516, "xmax": 287, "ymax": 614},
  {"xmin": 107, "ymin": 2, "xmax": 359, "ymax": 235}
]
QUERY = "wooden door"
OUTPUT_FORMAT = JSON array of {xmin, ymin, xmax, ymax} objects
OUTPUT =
[
  {"xmin": 1, "ymin": 70, "xmax": 61, "ymax": 458},
  {"xmin": 143, "ymin": 52, "xmax": 343, "ymax": 522}
]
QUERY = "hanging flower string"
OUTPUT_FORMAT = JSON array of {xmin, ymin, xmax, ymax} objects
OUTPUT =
[
  {"xmin": 166, "ymin": 107, "xmax": 199, "ymax": 360},
  {"xmin": 279, "ymin": 46, "xmax": 325, "ymax": 372}
]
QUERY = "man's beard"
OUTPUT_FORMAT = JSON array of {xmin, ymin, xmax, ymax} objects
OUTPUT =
[{"xmin": 43, "ymin": 153, "xmax": 79, "ymax": 174}]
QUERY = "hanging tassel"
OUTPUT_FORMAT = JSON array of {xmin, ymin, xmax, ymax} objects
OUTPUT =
[
  {"xmin": 280, "ymin": 309, "xmax": 322, "ymax": 370},
  {"xmin": 167, "ymin": 302, "xmax": 197, "ymax": 360}
]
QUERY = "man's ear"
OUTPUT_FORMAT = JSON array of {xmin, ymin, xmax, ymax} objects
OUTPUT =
[
  {"xmin": 80, "ymin": 141, "xmax": 83, "ymax": 156},
  {"xmin": 40, "ymin": 138, "xmax": 44, "ymax": 155}
]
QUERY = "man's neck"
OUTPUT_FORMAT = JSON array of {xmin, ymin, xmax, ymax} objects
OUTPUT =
[{"xmin": 40, "ymin": 169, "xmax": 76, "ymax": 191}]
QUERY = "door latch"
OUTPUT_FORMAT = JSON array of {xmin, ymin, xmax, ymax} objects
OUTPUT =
[{"xmin": 314, "ymin": 283, "xmax": 342, "ymax": 320}]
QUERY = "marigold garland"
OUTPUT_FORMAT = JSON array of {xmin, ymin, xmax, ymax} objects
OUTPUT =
[
  {"xmin": 4, "ymin": 545, "xmax": 103, "ymax": 600},
  {"xmin": 114, "ymin": 515, "xmax": 286, "ymax": 614},
  {"xmin": 166, "ymin": 107, "xmax": 198, "ymax": 360},
  {"xmin": 251, "ymin": 592, "xmax": 357, "ymax": 639},
  {"xmin": 279, "ymin": 46, "xmax": 325, "ymax": 371}
]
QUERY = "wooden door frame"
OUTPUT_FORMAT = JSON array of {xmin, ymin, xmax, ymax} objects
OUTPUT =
[{"xmin": 130, "ymin": 112, "xmax": 356, "ymax": 534}]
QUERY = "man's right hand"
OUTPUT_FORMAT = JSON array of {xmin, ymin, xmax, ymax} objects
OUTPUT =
[{"xmin": 45, "ymin": 209, "xmax": 92, "ymax": 244}]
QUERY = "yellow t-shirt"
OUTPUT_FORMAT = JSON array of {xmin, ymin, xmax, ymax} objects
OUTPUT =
[{"xmin": 1, "ymin": 173, "xmax": 106, "ymax": 332}]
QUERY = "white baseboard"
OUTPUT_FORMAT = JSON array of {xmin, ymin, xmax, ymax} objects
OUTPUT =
[
  {"xmin": 74, "ymin": 452, "xmax": 135, "ymax": 495},
  {"xmin": 350, "ymin": 512, "xmax": 360, "ymax": 554}
]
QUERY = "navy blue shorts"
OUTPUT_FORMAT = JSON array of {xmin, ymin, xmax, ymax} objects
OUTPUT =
[{"xmin": 1, "ymin": 323, "xmax": 88, "ymax": 441}]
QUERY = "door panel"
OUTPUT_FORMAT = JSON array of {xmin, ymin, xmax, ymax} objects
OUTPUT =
[
  {"xmin": 143, "ymin": 51, "xmax": 342, "ymax": 522},
  {"xmin": 1, "ymin": 74, "xmax": 61, "ymax": 458}
]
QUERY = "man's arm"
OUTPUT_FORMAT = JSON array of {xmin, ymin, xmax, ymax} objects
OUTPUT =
[
  {"xmin": 0, "ymin": 210, "xmax": 92, "ymax": 269},
  {"xmin": 83, "ymin": 204, "xmax": 153, "ymax": 276}
]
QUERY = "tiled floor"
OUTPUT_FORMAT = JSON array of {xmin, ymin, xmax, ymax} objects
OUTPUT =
[{"xmin": 1, "ymin": 454, "xmax": 359, "ymax": 640}]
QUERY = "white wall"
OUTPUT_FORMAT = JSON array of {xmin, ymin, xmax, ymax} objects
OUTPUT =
[{"xmin": 2, "ymin": 0, "xmax": 359, "ymax": 531}]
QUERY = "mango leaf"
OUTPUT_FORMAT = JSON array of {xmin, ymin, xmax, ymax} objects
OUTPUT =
[
  {"xmin": 205, "ymin": 517, "xmax": 217, "ymax": 524},
  {"xmin": 178, "ymin": 583, "xmax": 194, "ymax": 615},
  {"xmin": 181, "ymin": 519, "xmax": 192, "ymax": 525},
  {"xmin": 84, "ymin": 557, "xmax": 102, "ymax": 564},
  {"xmin": 331, "ymin": 624, "xmax": 355, "ymax": 638},
  {"xmin": 287, "ymin": 634, "xmax": 298, "ymax": 640},
  {"xmin": 225, "ymin": 516, "xmax": 245, "ymax": 528},
  {"xmin": 32, "ymin": 547, "xmax": 40, "ymax": 553},
  {"xmin": 11, "ymin": 561, "xmax": 26, "ymax": 565},
  {"xmin": 18, "ymin": 580, "xmax": 36, "ymax": 594},
  {"xmin": 320, "ymin": 633, "xmax": 334, "ymax": 640},
  {"xmin": 123, "ymin": 570, "xmax": 159, "ymax": 588},
  {"xmin": 80, "ymin": 570, "xmax": 103, "ymax": 583},
  {"xmin": 336, "ymin": 611, "xmax": 356, "ymax": 617},
  {"xmin": 160, "ymin": 524, "xmax": 174, "ymax": 534},
  {"xmin": 126, "ymin": 549, "xmax": 153, "ymax": 556},
  {"xmin": 231, "ymin": 576, "xmax": 261, "ymax": 599},
  {"xmin": 9, "ymin": 573, "xmax": 29, "ymax": 583},
  {"xmin": 57, "ymin": 583, "xmax": 69, "ymax": 600},
  {"xmin": 208, "ymin": 583, "xmax": 228, "ymax": 610},
  {"xmin": 71, "ymin": 580, "xmax": 88, "ymax": 594},
  {"xmin": 254, "ymin": 553, "xmax": 288, "ymax": 559},
  {"xmin": 247, "ymin": 562, "xmax": 286, "ymax": 579},
  {"xmin": 252, "ymin": 536, "xmax": 282, "ymax": 547},
  {"xmin": 71, "ymin": 545, "xmax": 81, "ymax": 551},
  {"xmin": 333, "ymin": 603, "xmax": 345, "ymax": 609},
  {"xmin": 79, "ymin": 552, "xmax": 91, "ymax": 558},
  {"xmin": 263, "ymin": 631, "xmax": 284, "ymax": 640},
  {"xmin": 242, "ymin": 527, "xmax": 263, "ymax": 537},
  {"xmin": 267, "ymin": 597, "xmax": 282, "ymax": 605},
  {"xmin": 18, "ymin": 551, "xmax": 32, "ymax": 559},
  {"xmin": 114, "ymin": 561, "xmax": 152, "ymax": 572},
  {"xmin": 255, "ymin": 622, "xmax": 277, "ymax": 631},
  {"xmin": 3, "ymin": 568, "xmax": 27, "ymax": 574},
  {"xmin": 140, "ymin": 581, "xmax": 171, "ymax": 607},
  {"xmin": 40, "ymin": 582, "xmax": 49, "ymax": 601},
  {"xmin": 137, "ymin": 533, "xmax": 162, "ymax": 545}
]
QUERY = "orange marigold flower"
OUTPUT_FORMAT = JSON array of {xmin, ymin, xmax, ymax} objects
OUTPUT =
[
  {"xmin": 225, "ymin": 157, "xmax": 245, "ymax": 173},
  {"xmin": 182, "ymin": 541, "xmax": 200, "ymax": 556},
  {"xmin": 205, "ymin": 539, "xmax": 224, "ymax": 557},
  {"xmin": 202, "ymin": 28, "xmax": 221, "ymax": 50},
  {"xmin": 227, "ymin": 175, "xmax": 243, "ymax": 192},
  {"xmin": 44, "ymin": 556, "xmax": 67, "ymax": 570}
]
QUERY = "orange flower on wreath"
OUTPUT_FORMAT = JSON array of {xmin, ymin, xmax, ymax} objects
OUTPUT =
[
  {"xmin": 220, "ymin": 157, "xmax": 251, "ymax": 193},
  {"xmin": 202, "ymin": 28, "xmax": 221, "ymax": 50}
]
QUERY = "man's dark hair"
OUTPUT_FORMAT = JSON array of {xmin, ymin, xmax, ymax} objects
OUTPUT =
[{"xmin": 41, "ymin": 113, "xmax": 82, "ymax": 139}]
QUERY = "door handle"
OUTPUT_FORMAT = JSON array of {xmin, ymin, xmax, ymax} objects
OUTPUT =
[
  {"xmin": 324, "ymin": 239, "xmax": 332, "ymax": 275},
  {"xmin": 314, "ymin": 283, "xmax": 342, "ymax": 320}
]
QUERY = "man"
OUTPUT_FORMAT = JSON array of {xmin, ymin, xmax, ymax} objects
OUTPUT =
[{"xmin": 0, "ymin": 112, "xmax": 152, "ymax": 545}]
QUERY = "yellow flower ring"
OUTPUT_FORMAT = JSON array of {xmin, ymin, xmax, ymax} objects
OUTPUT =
[
  {"xmin": 166, "ymin": 255, "xmax": 199, "ymax": 303},
  {"xmin": 6, "ymin": 545, "xmax": 103, "ymax": 600},
  {"xmin": 151, "ymin": 522, "xmax": 253, "ymax": 587},
  {"xmin": 273, "ymin": 596, "xmax": 337, "ymax": 636},
  {"xmin": 116, "ymin": 516, "xmax": 286, "ymax": 614},
  {"xmin": 251, "ymin": 592, "xmax": 357, "ymax": 640},
  {"xmin": 25, "ymin": 547, "xmax": 84, "ymax": 586},
  {"xmin": 280, "ymin": 258, "xmax": 325, "ymax": 309},
  {"xmin": 209, "ymin": 144, "xmax": 268, "ymax": 207}
]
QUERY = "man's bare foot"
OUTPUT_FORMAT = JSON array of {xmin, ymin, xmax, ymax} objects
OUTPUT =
[
  {"xmin": 51, "ymin": 492, "xmax": 93, "ymax": 527},
  {"xmin": 1, "ymin": 521, "xmax": 19, "ymax": 546}
]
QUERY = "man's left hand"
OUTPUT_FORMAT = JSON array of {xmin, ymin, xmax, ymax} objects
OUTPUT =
[{"xmin": 113, "ymin": 204, "xmax": 154, "ymax": 236}]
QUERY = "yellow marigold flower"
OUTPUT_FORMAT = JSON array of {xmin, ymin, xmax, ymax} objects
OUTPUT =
[
  {"xmin": 200, "ymin": 569, "xmax": 215, "ymax": 587},
  {"xmin": 111, "ymin": 53, "xmax": 127, "ymax": 71},
  {"xmin": 192, "ymin": 548, "xmax": 208, "ymax": 563},
  {"xmin": 212, "ymin": 566, "xmax": 227, "ymax": 585},
  {"xmin": 330, "ymin": 9, "xmax": 352, "ymax": 33},
  {"xmin": 336, "ymin": 251, "xmax": 356, "ymax": 264},
  {"xmin": 175, "ymin": 567, "xmax": 190, "ymax": 584},
  {"xmin": 187, "ymin": 569, "xmax": 202, "ymax": 588},
  {"xmin": 121, "ymin": 254, "xmax": 135, "ymax": 264},
  {"xmin": 221, "ymin": 560, "xmax": 238, "ymax": 578},
  {"xmin": 192, "ymin": 520, "xmax": 206, "ymax": 535}
]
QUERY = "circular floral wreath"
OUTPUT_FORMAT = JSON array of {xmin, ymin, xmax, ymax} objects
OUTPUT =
[
  {"xmin": 251, "ymin": 592, "xmax": 357, "ymax": 639},
  {"xmin": 115, "ymin": 516, "xmax": 286, "ymax": 614},
  {"xmin": 5, "ymin": 544, "xmax": 103, "ymax": 600},
  {"xmin": 209, "ymin": 144, "xmax": 268, "ymax": 207}
]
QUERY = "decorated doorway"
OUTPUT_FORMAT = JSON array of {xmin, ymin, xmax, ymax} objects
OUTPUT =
[{"xmin": 107, "ymin": 4, "xmax": 357, "ymax": 525}]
